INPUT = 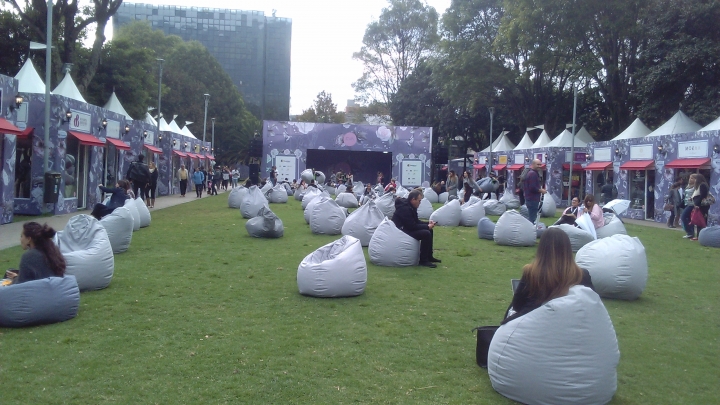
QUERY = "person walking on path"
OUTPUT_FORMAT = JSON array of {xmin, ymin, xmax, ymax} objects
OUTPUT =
[
  {"xmin": 148, "ymin": 161, "xmax": 159, "ymax": 208},
  {"xmin": 522, "ymin": 159, "xmax": 546, "ymax": 224},
  {"xmin": 222, "ymin": 167, "xmax": 230, "ymax": 190},
  {"xmin": 192, "ymin": 168, "xmax": 205, "ymax": 198},
  {"xmin": 126, "ymin": 154, "xmax": 151, "ymax": 201},
  {"xmin": 210, "ymin": 167, "xmax": 221, "ymax": 195},
  {"xmin": 177, "ymin": 164, "xmax": 189, "ymax": 197},
  {"xmin": 231, "ymin": 168, "xmax": 239, "ymax": 188}
]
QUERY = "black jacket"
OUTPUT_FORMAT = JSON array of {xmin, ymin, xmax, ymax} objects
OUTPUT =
[
  {"xmin": 99, "ymin": 186, "xmax": 129, "ymax": 209},
  {"xmin": 149, "ymin": 169, "xmax": 159, "ymax": 188},
  {"xmin": 391, "ymin": 198, "xmax": 429, "ymax": 233}
]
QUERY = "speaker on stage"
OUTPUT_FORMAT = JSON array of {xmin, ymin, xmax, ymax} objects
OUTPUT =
[{"xmin": 249, "ymin": 163, "xmax": 260, "ymax": 185}]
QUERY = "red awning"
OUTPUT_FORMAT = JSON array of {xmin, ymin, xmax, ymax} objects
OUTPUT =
[
  {"xmin": 472, "ymin": 164, "xmax": 485, "ymax": 169},
  {"xmin": 205, "ymin": 154, "xmax": 215, "ymax": 160},
  {"xmin": 190, "ymin": 153, "xmax": 201, "ymax": 159},
  {"xmin": 0, "ymin": 118, "xmax": 23, "ymax": 135},
  {"xmin": 172, "ymin": 150, "xmax": 187, "ymax": 157},
  {"xmin": 620, "ymin": 160, "xmax": 654, "ymax": 170},
  {"xmin": 144, "ymin": 145, "xmax": 162, "ymax": 155},
  {"xmin": 562, "ymin": 163, "xmax": 584, "ymax": 171},
  {"xmin": 69, "ymin": 131, "xmax": 105, "ymax": 147},
  {"xmin": 507, "ymin": 164, "xmax": 525, "ymax": 171},
  {"xmin": 17, "ymin": 126, "xmax": 34, "ymax": 137},
  {"xmin": 584, "ymin": 161, "xmax": 612, "ymax": 171},
  {"xmin": 106, "ymin": 137, "xmax": 131, "ymax": 151},
  {"xmin": 664, "ymin": 158, "xmax": 711, "ymax": 169},
  {"xmin": 492, "ymin": 164, "xmax": 506, "ymax": 171}
]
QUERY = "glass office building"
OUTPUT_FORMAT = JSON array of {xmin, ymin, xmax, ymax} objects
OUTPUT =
[{"xmin": 113, "ymin": 3, "xmax": 292, "ymax": 121}]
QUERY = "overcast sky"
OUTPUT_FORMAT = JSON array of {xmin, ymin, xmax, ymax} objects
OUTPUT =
[{"xmin": 111, "ymin": 0, "xmax": 452, "ymax": 115}]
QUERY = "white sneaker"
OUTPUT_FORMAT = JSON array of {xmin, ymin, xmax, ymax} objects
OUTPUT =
[{"xmin": 682, "ymin": 234, "xmax": 693, "ymax": 239}]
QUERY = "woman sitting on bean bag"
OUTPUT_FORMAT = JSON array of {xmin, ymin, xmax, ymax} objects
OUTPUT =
[
  {"xmin": 579, "ymin": 194, "xmax": 604, "ymax": 230},
  {"xmin": 90, "ymin": 180, "xmax": 131, "ymax": 220},
  {"xmin": 5, "ymin": 222, "xmax": 66, "ymax": 284}
]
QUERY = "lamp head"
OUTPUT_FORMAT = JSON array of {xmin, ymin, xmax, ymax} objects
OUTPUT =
[
  {"xmin": 143, "ymin": 130, "xmax": 148, "ymax": 138},
  {"xmin": 99, "ymin": 118, "xmax": 108, "ymax": 131},
  {"xmin": 125, "ymin": 124, "xmax": 131, "ymax": 134},
  {"xmin": 11, "ymin": 93, "xmax": 23, "ymax": 110},
  {"xmin": 714, "ymin": 144, "xmax": 720, "ymax": 154},
  {"xmin": 63, "ymin": 110, "xmax": 72, "ymax": 123}
]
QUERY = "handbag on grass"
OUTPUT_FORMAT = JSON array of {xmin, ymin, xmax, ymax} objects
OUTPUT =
[
  {"xmin": 690, "ymin": 207, "xmax": 706, "ymax": 228},
  {"xmin": 472, "ymin": 325, "xmax": 499, "ymax": 368}
]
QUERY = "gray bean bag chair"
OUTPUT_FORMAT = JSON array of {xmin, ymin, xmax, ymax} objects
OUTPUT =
[
  {"xmin": 124, "ymin": 198, "xmax": 141, "ymax": 231},
  {"xmin": 284, "ymin": 182, "xmax": 293, "ymax": 196},
  {"xmin": 0, "ymin": 276, "xmax": 80, "ymax": 327},
  {"xmin": 483, "ymin": 199, "xmax": 507, "ymax": 216},
  {"xmin": 341, "ymin": 200, "xmax": 385, "ymax": 246},
  {"xmin": 429, "ymin": 199, "xmax": 461, "ymax": 226},
  {"xmin": 417, "ymin": 198, "xmax": 434, "ymax": 219},
  {"xmin": 395, "ymin": 186, "xmax": 409, "ymax": 199},
  {"xmin": 240, "ymin": 185, "xmax": 270, "ymax": 219},
  {"xmin": 699, "ymin": 225, "xmax": 720, "ymax": 248},
  {"xmin": 100, "ymin": 206, "xmax": 133, "ymax": 253},
  {"xmin": 335, "ymin": 192, "xmax": 359, "ymax": 208},
  {"xmin": 493, "ymin": 210, "xmax": 536, "ymax": 247},
  {"xmin": 477, "ymin": 177, "xmax": 499, "ymax": 192},
  {"xmin": 438, "ymin": 192, "xmax": 449, "ymax": 203},
  {"xmin": 228, "ymin": 186, "xmax": 248, "ymax": 208},
  {"xmin": 303, "ymin": 191, "xmax": 329, "ymax": 224},
  {"xmin": 133, "ymin": 197, "xmax": 151, "ymax": 228},
  {"xmin": 310, "ymin": 197, "xmax": 346, "ymax": 235},
  {"xmin": 549, "ymin": 224, "xmax": 595, "ymax": 252},
  {"xmin": 477, "ymin": 217, "xmax": 496, "ymax": 240},
  {"xmin": 55, "ymin": 215, "xmax": 114, "ymax": 291},
  {"xmin": 536, "ymin": 221, "xmax": 547, "ymax": 239},
  {"xmin": 267, "ymin": 184, "xmax": 289, "ymax": 203},
  {"xmin": 314, "ymin": 171, "xmax": 326, "ymax": 184},
  {"xmin": 297, "ymin": 235, "xmax": 367, "ymax": 298},
  {"xmin": 519, "ymin": 205, "xmax": 530, "ymax": 221},
  {"xmin": 260, "ymin": 181, "xmax": 273, "ymax": 195},
  {"xmin": 301, "ymin": 168, "xmax": 314, "ymax": 184},
  {"xmin": 336, "ymin": 184, "xmax": 346, "ymax": 194},
  {"xmin": 500, "ymin": 192, "xmax": 521, "ymax": 209},
  {"xmin": 540, "ymin": 193, "xmax": 557, "ymax": 217},
  {"xmin": 575, "ymin": 234, "xmax": 648, "ymax": 300},
  {"xmin": 368, "ymin": 218, "xmax": 420, "ymax": 267},
  {"xmin": 326, "ymin": 186, "xmax": 336, "ymax": 196},
  {"xmin": 595, "ymin": 213, "xmax": 627, "ymax": 239},
  {"xmin": 460, "ymin": 198, "xmax": 485, "ymax": 227},
  {"xmin": 294, "ymin": 186, "xmax": 306, "ymax": 201},
  {"xmin": 488, "ymin": 286, "xmax": 619, "ymax": 405},
  {"xmin": 375, "ymin": 193, "xmax": 396, "ymax": 218},
  {"xmin": 245, "ymin": 207, "xmax": 284, "ymax": 238},
  {"xmin": 424, "ymin": 188, "xmax": 439, "ymax": 203},
  {"xmin": 301, "ymin": 187, "xmax": 323, "ymax": 210}
]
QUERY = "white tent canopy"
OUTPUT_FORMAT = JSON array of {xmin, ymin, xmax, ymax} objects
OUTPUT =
[
  {"xmin": 646, "ymin": 110, "xmax": 701, "ymax": 137},
  {"xmin": 103, "ymin": 91, "xmax": 132, "ymax": 120},
  {"xmin": 481, "ymin": 135, "xmax": 503, "ymax": 152},
  {"xmin": 699, "ymin": 116, "xmax": 720, "ymax": 132},
  {"xmin": 52, "ymin": 72, "xmax": 86, "ymax": 103},
  {"xmin": 611, "ymin": 118, "xmax": 651, "ymax": 140},
  {"xmin": 181, "ymin": 125, "xmax": 197, "ymax": 139},
  {"xmin": 158, "ymin": 117, "xmax": 171, "ymax": 132},
  {"xmin": 546, "ymin": 129, "xmax": 588, "ymax": 148},
  {"xmin": 15, "ymin": 59, "xmax": 48, "ymax": 94},
  {"xmin": 492, "ymin": 133, "xmax": 516, "ymax": 152},
  {"xmin": 514, "ymin": 132, "xmax": 534, "ymax": 150},
  {"xmin": 168, "ymin": 119, "xmax": 184, "ymax": 135},
  {"xmin": 575, "ymin": 126, "xmax": 595, "ymax": 144},
  {"xmin": 145, "ymin": 113, "xmax": 157, "ymax": 126},
  {"xmin": 531, "ymin": 130, "xmax": 551, "ymax": 148}
]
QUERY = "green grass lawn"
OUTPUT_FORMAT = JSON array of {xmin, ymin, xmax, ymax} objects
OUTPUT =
[{"xmin": 1, "ymin": 196, "xmax": 718, "ymax": 404}]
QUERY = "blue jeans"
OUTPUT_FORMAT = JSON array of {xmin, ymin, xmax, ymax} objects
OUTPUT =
[
  {"xmin": 681, "ymin": 205, "xmax": 694, "ymax": 236},
  {"xmin": 526, "ymin": 200, "xmax": 540, "ymax": 224}
]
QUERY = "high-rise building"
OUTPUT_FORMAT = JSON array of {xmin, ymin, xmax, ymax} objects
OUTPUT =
[{"xmin": 113, "ymin": 3, "xmax": 292, "ymax": 121}]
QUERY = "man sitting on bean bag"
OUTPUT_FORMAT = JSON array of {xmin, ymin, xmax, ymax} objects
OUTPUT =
[{"xmin": 391, "ymin": 189, "xmax": 441, "ymax": 268}]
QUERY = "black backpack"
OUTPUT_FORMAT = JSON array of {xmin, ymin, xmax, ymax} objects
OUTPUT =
[{"xmin": 127, "ymin": 162, "xmax": 150, "ymax": 183}]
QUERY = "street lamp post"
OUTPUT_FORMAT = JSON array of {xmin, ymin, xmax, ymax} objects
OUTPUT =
[
  {"xmin": 202, "ymin": 93, "xmax": 210, "ymax": 144},
  {"xmin": 488, "ymin": 107, "xmax": 495, "ymax": 174},
  {"xmin": 569, "ymin": 85, "xmax": 578, "ymax": 205},
  {"xmin": 156, "ymin": 59, "xmax": 164, "ymax": 144},
  {"xmin": 211, "ymin": 118, "xmax": 216, "ymax": 169},
  {"xmin": 43, "ymin": 0, "xmax": 53, "ymax": 175}
]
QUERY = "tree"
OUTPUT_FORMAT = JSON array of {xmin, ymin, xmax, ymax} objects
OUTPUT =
[
  {"xmin": 352, "ymin": 0, "xmax": 439, "ymax": 104},
  {"xmin": 0, "ymin": 10, "xmax": 31, "ymax": 76},
  {"xmin": 295, "ymin": 91, "xmax": 345, "ymax": 123}
]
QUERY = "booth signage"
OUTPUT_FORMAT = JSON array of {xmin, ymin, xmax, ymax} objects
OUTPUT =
[
  {"xmin": 69, "ymin": 110, "xmax": 91, "ymax": 133},
  {"xmin": 105, "ymin": 119, "xmax": 120, "ymax": 139},
  {"xmin": 276, "ymin": 155, "xmax": 296, "ymax": 182},
  {"xmin": 535, "ymin": 153, "xmax": 545, "ymax": 163},
  {"xmin": 498, "ymin": 155, "xmax": 507, "ymax": 164},
  {"xmin": 565, "ymin": 151, "xmax": 588, "ymax": 162},
  {"xmin": 401, "ymin": 160, "xmax": 423, "ymax": 186},
  {"xmin": 594, "ymin": 147, "xmax": 611, "ymax": 161},
  {"xmin": 144, "ymin": 130, "xmax": 155, "ymax": 145},
  {"xmin": 477, "ymin": 156, "xmax": 486, "ymax": 164},
  {"xmin": 630, "ymin": 144, "xmax": 653, "ymax": 160},
  {"xmin": 515, "ymin": 154, "xmax": 524, "ymax": 164},
  {"xmin": 173, "ymin": 138, "xmax": 180, "ymax": 150},
  {"xmin": 678, "ymin": 140, "xmax": 708, "ymax": 158},
  {"xmin": 16, "ymin": 103, "xmax": 28, "ymax": 123}
]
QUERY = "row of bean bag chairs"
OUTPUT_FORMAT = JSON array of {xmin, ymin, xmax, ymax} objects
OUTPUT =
[
  {"xmin": 335, "ymin": 192, "xmax": 359, "ymax": 208},
  {"xmin": 576, "ymin": 234, "xmax": 648, "ymax": 300},
  {"xmin": 699, "ymin": 225, "xmax": 720, "ymax": 247},
  {"xmin": 297, "ymin": 236, "xmax": 367, "ymax": 297},
  {"xmin": 596, "ymin": 213, "xmax": 627, "ymax": 238},
  {"xmin": 229, "ymin": 186, "xmax": 248, "ymax": 208},
  {"xmin": 460, "ymin": 197, "xmax": 485, "ymax": 226},
  {"xmin": 341, "ymin": 201, "xmax": 385, "ymax": 246},
  {"xmin": 488, "ymin": 285, "xmax": 619, "ymax": 405},
  {"xmin": 240, "ymin": 186, "xmax": 270, "ymax": 219},
  {"xmin": 430, "ymin": 199, "xmax": 462, "ymax": 226},
  {"xmin": 55, "ymin": 215, "xmax": 115, "ymax": 291},
  {"xmin": 368, "ymin": 218, "xmax": 420, "ymax": 267},
  {"xmin": 245, "ymin": 207, "xmax": 284, "ymax": 238},
  {"xmin": 477, "ymin": 217, "xmax": 496, "ymax": 240},
  {"xmin": 484, "ymin": 199, "xmax": 507, "ymax": 216},
  {"xmin": 0, "ymin": 275, "xmax": 80, "ymax": 327},
  {"xmin": 417, "ymin": 198, "xmax": 434, "ymax": 219},
  {"xmin": 100, "ymin": 206, "xmax": 134, "ymax": 253},
  {"xmin": 266, "ymin": 184, "xmax": 289, "ymax": 203},
  {"xmin": 550, "ymin": 224, "xmax": 595, "ymax": 252},
  {"xmin": 540, "ymin": 193, "xmax": 557, "ymax": 217},
  {"xmin": 493, "ymin": 210, "xmax": 536, "ymax": 247},
  {"xmin": 310, "ymin": 197, "xmax": 346, "ymax": 235}
]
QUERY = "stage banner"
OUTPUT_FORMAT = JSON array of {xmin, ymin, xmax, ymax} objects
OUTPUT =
[
  {"xmin": 401, "ymin": 159, "xmax": 423, "ymax": 186},
  {"xmin": 275, "ymin": 155, "xmax": 296, "ymax": 182}
]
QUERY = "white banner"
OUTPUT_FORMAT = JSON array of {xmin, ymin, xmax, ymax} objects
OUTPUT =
[
  {"xmin": 630, "ymin": 144, "xmax": 653, "ymax": 160},
  {"xmin": 477, "ymin": 156, "xmax": 486, "ymax": 164},
  {"xmin": 16, "ymin": 103, "xmax": 28, "ymax": 123},
  {"xmin": 678, "ymin": 140, "xmax": 708, "ymax": 158},
  {"xmin": 275, "ymin": 155, "xmax": 296, "ymax": 182},
  {"xmin": 594, "ymin": 147, "xmax": 611, "ymax": 162},
  {"xmin": 144, "ymin": 130, "xmax": 155, "ymax": 145},
  {"xmin": 401, "ymin": 160, "xmax": 423, "ymax": 186},
  {"xmin": 105, "ymin": 119, "xmax": 120, "ymax": 139},
  {"xmin": 69, "ymin": 110, "xmax": 91, "ymax": 133},
  {"xmin": 514, "ymin": 154, "xmax": 524, "ymax": 164}
]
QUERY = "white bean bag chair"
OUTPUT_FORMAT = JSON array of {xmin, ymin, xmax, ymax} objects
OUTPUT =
[
  {"xmin": 424, "ymin": 188, "xmax": 439, "ymax": 203},
  {"xmin": 519, "ymin": 205, "xmax": 530, "ymax": 221},
  {"xmin": 301, "ymin": 187, "xmax": 323, "ymax": 210},
  {"xmin": 314, "ymin": 171, "xmax": 326, "ymax": 184},
  {"xmin": 124, "ymin": 198, "xmax": 141, "ymax": 231},
  {"xmin": 100, "ymin": 206, "xmax": 133, "ymax": 253},
  {"xmin": 395, "ymin": 186, "xmax": 409, "ymax": 199},
  {"xmin": 336, "ymin": 184, "xmax": 347, "ymax": 194},
  {"xmin": 341, "ymin": 200, "xmax": 385, "ymax": 246},
  {"xmin": 368, "ymin": 218, "xmax": 420, "ymax": 267},
  {"xmin": 536, "ymin": 221, "xmax": 547, "ymax": 239},
  {"xmin": 438, "ymin": 192, "xmax": 449, "ymax": 203},
  {"xmin": 294, "ymin": 186, "xmax": 306, "ymax": 201},
  {"xmin": 576, "ymin": 234, "xmax": 648, "ymax": 300},
  {"xmin": 133, "ymin": 197, "xmax": 151, "ymax": 228},
  {"xmin": 549, "ymin": 224, "xmax": 595, "ymax": 252},
  {"xmin": 484, "ymin": 199, "xmax": 507, "ymax": 216},
  {"xmin": 500, "ymin": 192, "xmax": 521, "ymax": 209},
  {"xmin": 335, "ymin": 192, "xmax": 359, "ymax": 208},
  {"xmin": 267, "ymin": 184, "xmax": 289, "ymax": 203},
  {"xmin": 297, "ymin": 235, "xmax": 367, "ymax": 298},
  {"xmin": 429, "ymin": 199, "xmax": 461, "ymax": 226},
  {"xmin": 326, "ymin": 186, "xmax": 336, "ymax": 196},
  {"xmin": 0, "ymin": 276, "xmax": 80, "ymax": 327},
  {"xmin": 540, "ymin": 193, "xmax": 557, "ymax": 217},
  {"xmin": 228, "ymin": 186, "xmax": 248, "ymax": 208},
  {"xmin": 55, "ymin": 215, "xmax": 114, "ymax": 291},
  {"xmin": 488, "ymin": 286, "xmax": 619, "ymax": 405},
  {"xmin": 260, "ymin": 181, "xmax": 273, "ymax": 195},
  {"xmin": 301, "ymin": 168, "xmax": 314, "ymax": 183},
  {"xmin": 303, "ymin": 191, "xmax": 328, "ymax": 224},
  {"xmin": 375, "ymin": 193, "xmax": 396, "ymax": 218},
  {"xmin": 458, "ymin": 188, "xmax": 465, "ymax": 202},
  {"xmin": 493, "ymin": 210, "xmax": 536, "ymax": 247},
  {"xmin": 477, "ymin": 217, "xmax": 496, "ymax": 240},
  {"xmin": 460, "ymin": 198, "xmax": 485, "ymax": 227},
  {"xmin": 245, "ymin": 207, "xmax": 284, "ymax": 238},
  {"xmin": 417, "ymin": 198, "xmax": 434, "ymax": 219},
  {"xmin": 310, "ymin": 197, "xmax": 346, "ymax": 235},
  {"xmin": 284, "ymin": 182, "xmax": 293, "ymax": 196},
  {"xmin": 477, "ymin": 177, "xmax": 498, "ymax": 192},
  {"xmin": 699, "ymin": 225, "xmax": 720, "ymax": 248},
  {"xmin": 595, "ymin": 213, "xmax": 627, "ymax": 239},
  {"xmin": 240, "ymin": 185, "xmax": 270, "ymax": 218}
]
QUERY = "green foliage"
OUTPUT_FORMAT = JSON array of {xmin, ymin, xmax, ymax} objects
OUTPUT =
[
  {"xmin": 296, "ymin": 91, "xmax": 346, "ymax": 123},
  {"xmin": 0, "ymin": 10, "xmax": 30, "ymax": 77}
]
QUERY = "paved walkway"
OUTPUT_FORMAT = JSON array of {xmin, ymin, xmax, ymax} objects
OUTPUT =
[{"xmin": 0, "ymin": 188, "xmax": 229, "ymax": 251}]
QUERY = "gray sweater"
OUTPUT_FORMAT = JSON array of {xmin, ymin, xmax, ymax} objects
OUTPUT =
[{"xmin": 16, "ymin": 248, "xmax": 58, "ymax": 284}]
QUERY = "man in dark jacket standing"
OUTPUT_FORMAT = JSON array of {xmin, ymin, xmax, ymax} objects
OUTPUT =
[
  {"xmin": 391, "ymin": 189, "xmax": 441, "ymax": 268},
  {"xmin": 522, "ymin": 159, "xmax": 546, "ymax": 224},
  {"xmin": 126, "ymin": 154, "xmax": 151, "ymax": 201}
]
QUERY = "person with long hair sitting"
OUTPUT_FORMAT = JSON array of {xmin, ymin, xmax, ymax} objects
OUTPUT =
[
  {"xmin": 580, "ymin": 194, "xmax": 605, "ymax": 229},
  {"xmin": 4, "ymin": 222, "xmax": 66, "ymax": 284},
  {"xmin": 503, "ymin": 228, "xmax": 594, "ymax": 324},
  {"xmin": 553, "ymin": 196, "xmax": 581, "ymax": 226}
]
